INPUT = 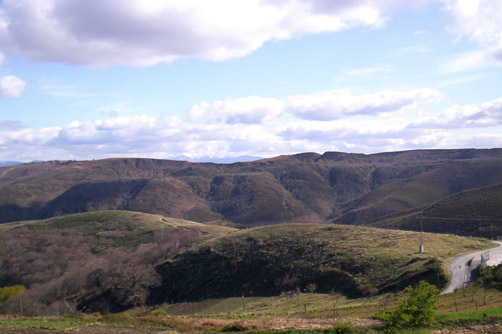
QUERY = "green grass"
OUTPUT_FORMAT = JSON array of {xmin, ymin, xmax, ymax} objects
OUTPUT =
[
  {"xmin": 4, "ymin": 289, "xmax": 502, "ymax": 333},
  {"xmin": 157, "ymin": 293, "xmax": 377, "ymax": 318},
  {"xmin": 436, "ymin": 307, "xmax": 502, "ymax": 322},
  {"xmin": 162, "ymin": 297, "xmax": 263, "ymax": 316},
  {"xmin": 0, "ymin": 316, "xmax": 92, "ymax": 330},
  {"xmin": 153, "ymin": 285, "xmax": 502, "ymax": 321},
  {"xmin": 0, "ymin": 313, "xmax": 195, "ymax": 332}
]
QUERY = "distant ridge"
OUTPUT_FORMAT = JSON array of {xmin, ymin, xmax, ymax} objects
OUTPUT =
[
  {"xmin": 0, "ymin": 161, "xmax": 22, "ymax": 167},
  {"xmin": 1, "ymin": 148, "xmax": 502, "ymax": 237},
  {"xmin": 368, "ymin": 183, "xmax": 502, "ymax": 238}
]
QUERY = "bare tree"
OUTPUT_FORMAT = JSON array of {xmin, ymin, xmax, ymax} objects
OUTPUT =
[{"xmin": 306, "ymin": 283, "xmax": 318, "ymax": 294}]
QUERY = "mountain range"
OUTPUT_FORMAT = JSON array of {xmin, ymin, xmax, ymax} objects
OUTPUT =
[{"xmin": 1, "ymin": 148, "xmax": 502, "ymax": 236}]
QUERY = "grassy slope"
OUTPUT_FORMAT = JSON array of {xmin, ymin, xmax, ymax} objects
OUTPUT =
[
  {"xmin": 3, "ymin": 286, "xmax": 502, "ymax": 333},
  {"xmin": 0, "ymin": 210, "xmax": 236, "ymax": 248},
  {"xmin": 155, "ymin": 285, "xmax": 502, "ymax": 320},
  {"xmin": 368, "ymin": 184, "xmax": 502, "ymax": 238},
  {"xmin": 332, "ymin": 160, "xmax": 502, "ymax": 226},
  {"xmin": 152, "ymin": 224, "xmax": 494, "ymax": 303}
]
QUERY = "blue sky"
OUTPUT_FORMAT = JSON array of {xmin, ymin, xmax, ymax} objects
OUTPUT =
[{"xmin": 0, "ymin": 0, "xmax": 501, "ymax": 162}]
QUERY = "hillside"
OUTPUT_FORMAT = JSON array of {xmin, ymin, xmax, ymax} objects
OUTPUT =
[
  {"xmin": 0, "ymin": 211, "xmax": 235, "ymax": 314},
  {"xmin": 1, "ymin": 149, "xmax": 502, "ymax": 232},
  {"xmin": 0, "ymin": 210, "xmax": 235, "ymax": 248},
  {"xmin": 0, "ymin": 212, "xmax": 495, "ymax": 314},
  {"xmin": 151, "ymin": 224, "xmax": 494, "ymax": 304},
  {"xmin": 367, "ymin": 184, "xmax": 502, "ymax": 238}
]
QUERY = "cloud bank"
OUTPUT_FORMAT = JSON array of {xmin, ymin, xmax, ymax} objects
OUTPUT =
[
  {"xmin": 0, "ymin": 0, "xmax": 500, "ymax": 71},
  {"xmin": 2, "ymin": 89, "xmax": 502, "ymax": 161},
  {"xmin": 285, "ymin": 89, "xmax": 441, "ymax": 121},
  {"xmin": 0, "ymin": 0, "xmax": 405, "ymax": 67}
]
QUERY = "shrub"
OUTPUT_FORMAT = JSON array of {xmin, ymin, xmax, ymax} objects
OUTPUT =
[
  {"xmin": 0, "ymin": 285, "xmax": 26, "ymax": 305},
  {"xmin": 479, "ymin": 263, "xmax": 502, "ymax": 289},
  {"xmin": 221, "ymin": 322, "xmax": 252, "ymax": 332},
  {"xmin": 381, "ymin": 281, "xmax": 439, "ymax": 332},
  {"xmin": 151, "ymin": 308, "xmax": 169, "ymax": 317},
  {"xmin": 325, "ymin": 322, "xmax": 353, "ymax": 333}
]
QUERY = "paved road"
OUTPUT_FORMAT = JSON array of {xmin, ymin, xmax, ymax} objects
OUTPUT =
[{"xmin": 442, "ymin": 241, "xmax": 502, "ymax": 294}]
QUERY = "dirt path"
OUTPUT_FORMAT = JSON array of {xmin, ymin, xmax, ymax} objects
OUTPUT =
[{"xmin": 442, "ymin": 241, "xmax": 502, "ymax": 294}]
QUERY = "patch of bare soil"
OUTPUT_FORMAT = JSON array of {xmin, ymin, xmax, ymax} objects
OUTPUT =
[
  {"xmin": 0, "ymin": 325, "xmax": 166, "ymax": 334},
  {"xmin": 176, "ymin": 316, "xmax": 380, "ymax": 331},
  {"xmin": 0, "ymin": 328, "xmax": 59, "ymax": 334},
  {"xmin": 432, "ymin": 324, "xmax": 502, "ymax": 333},
  {"xmin": 0, "ymin": 316, "xmax": 382, "ymax": 334},
  {"xmin": 249, "ymin": 317, "xmax": 380, "ymax": 330}
]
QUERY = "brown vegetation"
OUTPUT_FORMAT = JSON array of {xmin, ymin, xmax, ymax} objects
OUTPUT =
[
  {"xmin": 2, "ymin": 149, "xmax": 502, "ymax": 232},
  {"xmin": 369, "ymin": 184, "xmax": 502, "ymax": 237},
  {"xmin": 0, "ymin": 211, "xmax": 228, "ymax": 315}
]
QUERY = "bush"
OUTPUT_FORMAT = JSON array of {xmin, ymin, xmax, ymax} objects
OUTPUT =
[
  {"xmin": 0, "ymin": 285, "xmax": 26, "ymax": 305},
  {"xmin": 479, "ymin": 264, "xmax": 502, "ymax": 289},
  {"xmin": 325, "ymin": 322, "xmax": 353, "ymax": 334},
  {"xmin": 381, "ymin": 281, "xmax": 439, "ymax": 332},
  {"xmin": 150, "ymin": 308, "xmax": 169, "ymax": 317},
  {"xmin": 221, "ymin": 322, "xmax": 252, "ymax": 332}
]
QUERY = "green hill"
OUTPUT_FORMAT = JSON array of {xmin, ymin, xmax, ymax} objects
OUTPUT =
[
  {"xmin": 151, "ymin": 224, "xmax": 494, "ymax": 304},
  {"xmin": 367, "ymin": 184, "xmax": 502, "ymax": 238}
]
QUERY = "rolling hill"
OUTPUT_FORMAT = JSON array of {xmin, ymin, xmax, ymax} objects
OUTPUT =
[
  {"xmin": 1, "ymin": 211, "xmax": 494, "ymax": 313},
  {"xmin": 0, "ymin": 210, "xmax": 235, "ymax": 247},
  {"xmin": 151, "ymin": 223, "xmax": 494, "ymax": 304},
  {"xmin": 1, "ymin": 149, "xmax": 502, "ymax": 235}
]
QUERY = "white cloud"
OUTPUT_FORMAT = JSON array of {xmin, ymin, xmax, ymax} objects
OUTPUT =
[
  {"xmin": 0, "ymin": 75, "xmax": 26, "ymax": 98},
  {"xmin": 441, "ymin": 50, "xmax": 498, "ymax": 74},
  {"xmin": 0, "ymin": 0, "xmax": 410, "ymax": 67},
  {"xmin": 0, "ymin": 52, "xmax": 5, "ymax": 67},
  {"xmin": 279, "ymin": 118, "xmax": 412, "ymax": 142},
  {"xmin": 411, "ymin": 97, "xmax": 502, "ymax": 129},
  {"xmin": 187, "ymin": 96, "xmax": 284, "ymax": 124},
  {"xmin": 445, "ymin": 0, "xmax": 502, "ymax": 64},
  {"xmin": 284, "ymin": 88, "xmax": 441, "ymax": 121},
  {"xmin": 2, "ymin": 92, "xmax": 502, "ymax": 161}
]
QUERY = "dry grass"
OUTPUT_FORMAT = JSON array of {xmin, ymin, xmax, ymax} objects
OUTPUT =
[{"xmin": 1, "ymin": 210, "xmax": 236, "ymax": 248}]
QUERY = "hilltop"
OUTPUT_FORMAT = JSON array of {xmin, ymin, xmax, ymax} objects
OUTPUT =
[{"xmin": 2, "ymin": 149, "xmax": 502, "ymax": 235}]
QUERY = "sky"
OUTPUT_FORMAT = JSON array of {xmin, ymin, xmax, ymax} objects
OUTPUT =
[{"xmin": 0, "ymin": 0, "xmax": 501, "ymax": 162}]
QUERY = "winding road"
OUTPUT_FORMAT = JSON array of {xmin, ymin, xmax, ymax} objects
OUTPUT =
[{"xmin": 442, "ymin": 241, "xmax": 502, "ymax": 294}]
